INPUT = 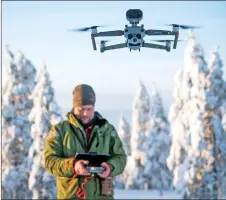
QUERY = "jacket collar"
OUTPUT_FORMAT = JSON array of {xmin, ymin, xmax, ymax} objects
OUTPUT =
[{"xmin": 66, "ymin": 110, "xmax": 106, "ymax": 129}]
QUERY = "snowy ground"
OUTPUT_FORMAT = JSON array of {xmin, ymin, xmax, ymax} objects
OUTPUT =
[{"xmin": 114, "ymin": 189, "xmax": 182, "ymax": 199}]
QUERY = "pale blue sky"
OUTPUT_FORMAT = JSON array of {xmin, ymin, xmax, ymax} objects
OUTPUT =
[{"xmin": 2, "ymin": 1, "xmax": 226, "ymax": 112}]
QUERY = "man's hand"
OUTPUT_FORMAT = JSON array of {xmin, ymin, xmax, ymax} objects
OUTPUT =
[
  {"xmin": 98, "ymin": 162, "xmax": 112, "ymax": 178},
  {"xmin": 74, "ymin": 160, "xmax": 91, "ymax": 176}
]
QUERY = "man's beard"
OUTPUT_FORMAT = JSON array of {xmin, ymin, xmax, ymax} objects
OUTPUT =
[
  {"xmin": 77, "ymin": 115, "xmax": 96, "ymax": 128},
  {"xmin": 80, "ymin": 116, "xmax": 91, "ymax": 124}
]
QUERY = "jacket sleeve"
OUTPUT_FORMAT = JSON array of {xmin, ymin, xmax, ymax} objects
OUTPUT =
[
  {"xmin": 44, "ymin": 124, "xmax": 76, "ymax": 178},
  {"xmin": 106, "ymin": 127, "xmax": 127, "ymax": 177}
]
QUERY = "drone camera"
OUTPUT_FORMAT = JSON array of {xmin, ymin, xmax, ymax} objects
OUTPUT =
[
  {"xmin": 133, "ymin": 38, "xmax": 138, "ymax": 42},
  {"xmin": 136, "ymin": 34, "xmax": 141, "ymax": 39},
  {"xmin": 126, "ymin": 9, "xmax": 143, "ymax": 24}
]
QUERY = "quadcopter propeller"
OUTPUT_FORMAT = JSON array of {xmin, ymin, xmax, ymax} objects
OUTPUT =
[
  {"xmin": 68, "ymin": 25, "xmax": 107, "ymax": 32},
  {"xmin": 165, "ymin": 24, "xmax": 202, "ymax": 29}
]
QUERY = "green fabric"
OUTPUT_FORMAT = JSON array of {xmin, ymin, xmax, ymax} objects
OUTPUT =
[{"xmin": 44, "ymin": 112, "xmax": 127, "ymax": 199}]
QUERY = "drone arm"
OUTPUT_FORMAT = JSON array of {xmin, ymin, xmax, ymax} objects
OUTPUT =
[
  {"xmin": 145, "ymin": 29, "xmax": 175, "ymax": 36},
  {"xmin": 142, "ymin": 42, "xmax": 167, "ymax": 50},
  {"xmin": 93, "ymin": 30, "xmax": 124, "ymax": 37},
  {"xmin": 173, "ymin": 32, "xmax": 179, "ymax": 49},
  {"xmin": 91, "ymin": 34, "xmax": 97, "ymax": 50},
  {"xmin": 101, "ymin": 43, "xmax": 127, "ymax": 52}
]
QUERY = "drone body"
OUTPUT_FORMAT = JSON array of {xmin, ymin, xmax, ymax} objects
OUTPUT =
[
  {"xmin": 70, "ymin": 9, "xmax": 201, "ymax": 53},
  {"xmin": 124, "ymin": 25, "xmax": 145, "ymax": 51}
]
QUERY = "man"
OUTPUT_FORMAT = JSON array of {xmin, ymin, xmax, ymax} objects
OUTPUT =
[{"xmin": 44, "ymin": 84, "xmax": 127, "ymax": 199}]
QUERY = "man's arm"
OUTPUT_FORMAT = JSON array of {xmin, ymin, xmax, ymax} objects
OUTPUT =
[
  {"xmin": 44, "ymin": 124, "xmax": 76, "ymax": 178},
  {"xmin": 106, "ymin": 128, "xmax": 127, "ymax": 177}
]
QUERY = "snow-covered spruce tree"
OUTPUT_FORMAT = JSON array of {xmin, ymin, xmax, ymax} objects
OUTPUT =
[
  {"xmin": 218, "ymin": 100, "xmax": 226, "ymax": 199},
  {"xmin": 166, "ymin": 31, "xmax": 204, "ymax": 196},
  {"xmin": 114, "ymin": 112, "xmax": 131, "ymax": 189},
  {"xmin": 220, "ymin": 99, "xmax": 226, "ymax": 198},
  {"xmin": 118, "ymin": 112, "xmax": 131, "ymax": 156},
  {"xmin": 127, "ymin": 80, "xmax": 150, "ymax": 189},
  {"xmin": 2, "ymin": 45, "xmax": 17, "ymax": 175},
  {"xmin": 27, "ymin": 62, "xmax": 63, "ymax": 199},
  {"xmin": 2, "ymin": 47, "xmax": 37, "ymax": 199},
  {"xmin": 207, "ymin": 49, "xmax": 226, "ymax": 199},
  {"xmin": 143, "ymin": 83, "xmax": 172, "ymax": 193},
  {"xmin": 123, "ymin": 155, "xmax": 138, "ymax": 189},
  {"xmin": 166, "ymin": 35, "xmax": 206, "ymax": 196},
  {"xmin": 2, "ymin": 45, "xmax": 16, "ymax": 96},
  {"xmin": 222, "ymin": 82, "xmax": 226, "ymax": 198},
  {"xmin": 167, "ymin": 30, "xmax": 222, "ymax": 199}
]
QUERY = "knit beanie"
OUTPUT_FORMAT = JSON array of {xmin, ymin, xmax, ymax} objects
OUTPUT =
[{"xmin": 72, "ymin": 84, "xmax": 96, "ymax": 107}]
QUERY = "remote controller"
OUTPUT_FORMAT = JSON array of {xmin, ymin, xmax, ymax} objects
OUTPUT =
[{"xmin": 85, "ymin": 166, "xmax": 105, "ymax": 174}]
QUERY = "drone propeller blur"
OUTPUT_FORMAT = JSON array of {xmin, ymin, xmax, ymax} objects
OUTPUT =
[{"xmin": 68, "ymin": 9, "xmax": 202, "ymax": 53}]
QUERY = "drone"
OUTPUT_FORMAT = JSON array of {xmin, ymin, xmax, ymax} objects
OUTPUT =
[{"xmin": 69, "ymin": 9, "xmax": 201, "ymax": 53}]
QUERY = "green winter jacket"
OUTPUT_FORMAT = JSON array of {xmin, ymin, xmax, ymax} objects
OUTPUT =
[{"xmin": 44, "ymin": 111, "xmax": 127, "ymax": 199}]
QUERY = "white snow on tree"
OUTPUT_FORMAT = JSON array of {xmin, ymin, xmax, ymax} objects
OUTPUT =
[
  {"xmin": 2, "ymin": 47, "xmax": 37, "ymax": 199},
  {"xmin": 167, "ymin": 65, "xmax": 189, "ymax": 194},
  {"xmin": 118, "ymin": 112, "xmax": 131, "ymax": 156},
  {"xmin": 1, "ymin": 46, "xmax": 18, "ymax": 198},
  {"xmin": 2, "ymin": 45, "xmax": 17, "ymax": 174},
  {"xmin": 127, "ymin": 80, "xmax": 151, "ymax": 189},
  {"xmin": 114, "ymin": 112, "xmax": 131, "ymax": 189},
  {"xmin": 206, "ymin": 47, "xmax": 225, "ymax": 109},
  {"xmin": 222, "ymin": 101, "xmax": 226, "ymax": 133},
  {"xmin": 206, "ymin": 49, "xmax": 226, "ymax": 199},
  {"xmin": 144, "ymin": 83, "xmax": 172, "ymax": 193},
  {"xmin": 220, "ymin": 99, "xmax": 226, "ymax": 198},
  {"xmin": 2, "ymin": 45, "xmax": 16, "ymax": 96},
  {"xmin": 167, "ymin": 30, "xmax": 223, "ymax": 199},
  {"xmin": 217, "ymin": 101, "xmax": 226, "ymax": 199},
  {"xmin": 27, "ymin": 62, "xmax": 63, "ymax": 199},
  {"xmin": 123, "ymin": 155, "xmax": 139, "ymax": 189}
]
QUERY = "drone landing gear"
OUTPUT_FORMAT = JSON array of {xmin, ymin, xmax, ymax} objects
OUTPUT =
[
  {"xmin": 139, "ymin": 48, "xmax": 140, "ymax": 52},
  {"xmin": 130, "ymin": 49, "xmax": 131, "ymax": 52},
  {"xmin": 100, "ymin": 43, "xmax": 127, "ymax": 52},
  {"xmin": 142, "ymin": 42, "xmax": 168, "ymax": 52}
]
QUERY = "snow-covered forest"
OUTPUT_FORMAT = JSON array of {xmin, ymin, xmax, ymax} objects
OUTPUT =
[{"xmin": 2, "ymin": 31, "xmax": 226, "ymax": 199}]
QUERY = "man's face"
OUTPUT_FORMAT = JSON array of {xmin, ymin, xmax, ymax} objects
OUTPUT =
[{"xmin": 74, "ymin": 105, "xmax": 95, "ymax": 124}]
